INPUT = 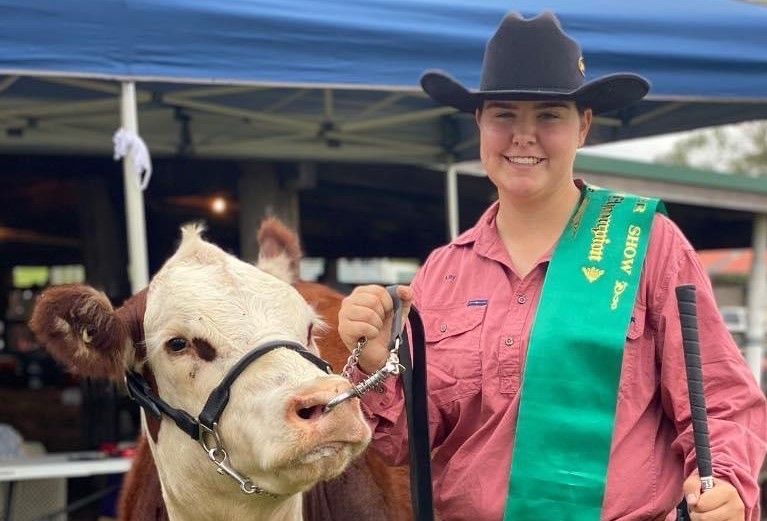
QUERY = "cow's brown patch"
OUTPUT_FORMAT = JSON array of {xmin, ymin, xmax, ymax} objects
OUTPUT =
[{"xmin": 192, "ymin": 338, "xmax": 217, "ymax": 361}]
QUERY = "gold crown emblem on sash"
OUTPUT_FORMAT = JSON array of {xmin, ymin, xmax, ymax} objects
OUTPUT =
[{"xmin": 582, "ymin": 266, "xmax": 604, "ymax": 283}]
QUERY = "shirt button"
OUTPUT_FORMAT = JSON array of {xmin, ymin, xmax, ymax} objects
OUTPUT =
[
  {"xmin": 504, "ymin": 337, "xmax": 514, "ymax": 346},
  {"xmin": 439, "ymin": 324, "xmax": 447, "ymax": 333},
  {"xmin": 516, "ymin": 294, "xmax": 527, "ymax": 304}
]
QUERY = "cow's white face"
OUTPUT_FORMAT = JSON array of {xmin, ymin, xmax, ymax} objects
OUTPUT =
[{"xmin": 142, "ymin": 226, "xmax": 370, "ymax": 498}]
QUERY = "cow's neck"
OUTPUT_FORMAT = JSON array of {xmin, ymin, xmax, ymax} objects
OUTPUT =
[
  {"xmin": 164, "ymin": 490, "xmax": 303, "ymax": 521},
  {"xmin": 149, "ymin": 427, "xmax": 305, "ymax": 521}
]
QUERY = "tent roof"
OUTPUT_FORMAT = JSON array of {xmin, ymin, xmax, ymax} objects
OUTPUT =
[
  {"xmin": 2, "ymin": 0, "xmax": 766, "ymax": 100},
  {"xmin": 1, "ymin": 0, "xmax": 767, "ymax": 162}
]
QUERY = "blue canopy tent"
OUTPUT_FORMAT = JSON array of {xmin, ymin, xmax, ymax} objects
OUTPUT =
[
  {"xmin": 1, "ymin": 0, "xmax": 766, "ymax": 97},
  {"xmin": 1, "ymin": 0, "xmax": 767, "ymax": 291},
  {"xmin": 2, "ymin": 0, "xmax": 767, "ymax": 154}
]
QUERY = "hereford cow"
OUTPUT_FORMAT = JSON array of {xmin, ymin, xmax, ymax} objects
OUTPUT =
[
  {"xmin": 114, "ymin": 219, "xmax": 413, "ymax": 521},
  {"xmin": 29, "ymin": 223, "xmax": 373, "ymax": 521}
]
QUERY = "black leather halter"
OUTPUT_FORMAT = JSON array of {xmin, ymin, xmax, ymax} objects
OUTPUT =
[{"xmin": 125, "ymin": 340, "xmax": 332, "ymax": 441}]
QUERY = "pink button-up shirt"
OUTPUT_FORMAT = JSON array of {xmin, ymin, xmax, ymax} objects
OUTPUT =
[{"xmin": 356, "ymin": 195, "xmax": 767, "ymax": 520}]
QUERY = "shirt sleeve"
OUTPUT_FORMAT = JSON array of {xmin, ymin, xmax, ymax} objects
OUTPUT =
[
  {"xmin": 649, "ymin": 217, "xmax": 767, "ymax": 519},
  {"xmin": 350, "ymin": 252, "xmax": 451, "ymax": 466}
]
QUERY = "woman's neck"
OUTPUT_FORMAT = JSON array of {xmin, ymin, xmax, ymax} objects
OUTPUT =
[
  {"xmin": 495, "ymin": 181, "xmax": 582, "ymax": 277},
  {"xmin": 498, "ymin": 181, "xmax": 580, "ymax": 235}
]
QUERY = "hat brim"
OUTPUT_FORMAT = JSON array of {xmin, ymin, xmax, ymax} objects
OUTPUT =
[{"xmin": 420, "ymin": 70, "xmax": 650, "ymax": 115}]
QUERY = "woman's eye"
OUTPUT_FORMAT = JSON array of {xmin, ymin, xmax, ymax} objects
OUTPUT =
[
  {"xmin": 539, "ymin": 112, "xmax": 560, "ymax": 120},
  {"xmin": 166, "ymin": 338, "xmax": 188, "ymax": 352}
]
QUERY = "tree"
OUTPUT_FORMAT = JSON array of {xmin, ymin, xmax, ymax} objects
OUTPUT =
[{"xmin": 657, "ymin": 121, "xmax": 767, "ymax": 176}]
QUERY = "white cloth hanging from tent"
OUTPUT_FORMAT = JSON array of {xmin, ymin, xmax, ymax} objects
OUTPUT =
[{"xmin": 113, "ymin": 128, "xmax": 153, "ymax": 191}]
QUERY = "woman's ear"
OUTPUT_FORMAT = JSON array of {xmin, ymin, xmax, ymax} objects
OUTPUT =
[
  {"xmin": 475, "ymin": 106, "xmax": 483, "ymax": 127},
  {"xmin": 578, "ymin": 108, "xmax": 593, "ymax": 147}
]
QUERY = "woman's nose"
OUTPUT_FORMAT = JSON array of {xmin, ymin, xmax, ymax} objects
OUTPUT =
[
  {"xmin": 511, "ymin": 118, "xmax": 537, "ymax": 146},
  {"xmin": 512, "ymin": 130, "xmax": 536, "ymax": 146}
]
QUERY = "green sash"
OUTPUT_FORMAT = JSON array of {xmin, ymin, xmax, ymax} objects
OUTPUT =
[{"xmin": 503, "ymin": 186, "xmax": 661, "ymax": 519}]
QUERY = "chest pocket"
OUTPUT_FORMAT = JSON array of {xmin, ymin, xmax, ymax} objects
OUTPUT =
[
  {"xmin": 421, "ymin": 305, "xmax": 486, "ymax": 406},
  {"xmin": 619, "ymin": 302, "xmax": 648, "ymax": 398}
]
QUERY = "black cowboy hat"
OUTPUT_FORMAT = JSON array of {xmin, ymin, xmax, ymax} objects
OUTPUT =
[{"xmin": 421, "ymin": 11, "xmax": 650, "ymax": 115}]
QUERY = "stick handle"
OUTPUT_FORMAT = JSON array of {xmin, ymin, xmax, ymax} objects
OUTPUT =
[{"xmin": 675, "ymin": 284, "xmax": 714, "ymax": 491}]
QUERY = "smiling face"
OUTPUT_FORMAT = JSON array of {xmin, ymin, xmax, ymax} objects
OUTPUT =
[{"xmin": 476, "ymin": 99, "xmax": 592, "ymax": 202}]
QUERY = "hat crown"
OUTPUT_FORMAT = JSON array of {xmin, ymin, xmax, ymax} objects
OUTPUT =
[
  {"xmin": 418, "ymin": 10, "xmax": 649, "ymax": 114},
  {"xmin": 480, "ymin": 12, "xmax": 585, "ymax": 93}
]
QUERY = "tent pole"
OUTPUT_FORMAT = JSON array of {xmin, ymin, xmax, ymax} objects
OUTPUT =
[
  {"xmin": 120, "ymin": 81, "xmax": 149, "ymax": 293},
  {"xmin": 446, "ymin": 164, "xmax": 459, "ymax": 240},
  {"xmin": 745, "ymin": 213, "xmax": 766, "ymax": 387}
]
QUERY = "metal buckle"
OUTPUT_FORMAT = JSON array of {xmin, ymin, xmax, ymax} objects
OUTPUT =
[{"xmin": 198, "ymin": 422, "xmax": 223, "ymax": 453}]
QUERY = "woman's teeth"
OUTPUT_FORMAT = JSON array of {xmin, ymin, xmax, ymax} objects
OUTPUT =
[{"xmin": 505, "ymin": 156, "xmax": 544, "ymax": 165}]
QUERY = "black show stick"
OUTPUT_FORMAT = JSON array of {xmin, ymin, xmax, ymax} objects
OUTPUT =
[{"xmin": 675, "ymin": 284, "xmax": 715, "ymax": 493}]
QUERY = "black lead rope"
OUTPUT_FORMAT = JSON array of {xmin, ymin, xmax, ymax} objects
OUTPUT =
[{"xmin": 387, "ymin": 286, "xmax": 434, "ymax": 521}]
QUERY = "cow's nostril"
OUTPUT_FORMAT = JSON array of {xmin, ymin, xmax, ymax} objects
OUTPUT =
[{"xmin": 297, "ymin": 405, "xmax": 324, "ymax": 421}]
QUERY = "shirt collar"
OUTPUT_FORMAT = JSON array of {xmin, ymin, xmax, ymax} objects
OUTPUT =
[
  {"xmin": 450, "ymin": 179, "xmax": 589, "ymax": 267},
  {"xmin": 452, "ymin": 201, "xmax": 499, "ymax": 247}
]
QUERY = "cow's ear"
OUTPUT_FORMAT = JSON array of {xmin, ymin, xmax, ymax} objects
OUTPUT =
[
  {"xmin": 29, "ymin": 284, "xmax": 130, "ymax": 380},
  {"xmin": 256, "ymin": 217, "xmax": 302, "ymax": 283}
]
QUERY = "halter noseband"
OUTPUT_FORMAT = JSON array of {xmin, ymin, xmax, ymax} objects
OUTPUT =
[{"xmin": 125, "ymin": 340, "xmax": 332, "ymax": 496}]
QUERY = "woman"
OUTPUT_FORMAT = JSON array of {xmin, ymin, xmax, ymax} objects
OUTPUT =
[{"xmin": 337, "ymin": 11, "xmax": 766, "ymax": 521}]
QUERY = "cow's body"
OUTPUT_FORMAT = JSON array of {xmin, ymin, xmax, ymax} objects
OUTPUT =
[{"xmin": 30, "ymin": 223, "xmax": 375, "ymax": 521}]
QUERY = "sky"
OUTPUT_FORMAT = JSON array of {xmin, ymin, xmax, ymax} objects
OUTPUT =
[
  {"xmin": 585, "ymin": 121, "xmax": 763, "ymax": 173},
  {"xmin": 583, "ymin": 132, "xmax": 687, "ymax": 162}
]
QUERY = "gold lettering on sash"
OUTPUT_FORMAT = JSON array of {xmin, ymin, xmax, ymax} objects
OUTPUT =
[
  {"xmin": 620, "ymin": 225, "xmax": 642, "ymax": 276},
  {"xmin": 633, "ymin": 199, "xmax": 648, "ymax": 213},
  {"xmin": 582, "ymin": 266, "xmax": 605, "ymax": 283},
  {"xmin": 611, "ymin": 280, "xmax": 628, "ymax": 310},
  {"xmin": 588, "ymin": 195, "xmax": 624, "ymax": 262}
]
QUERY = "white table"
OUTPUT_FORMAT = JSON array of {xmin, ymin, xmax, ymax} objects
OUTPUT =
[
  {"xmin": 0, "ymin": 452, "xmax": 132, "ymax": 521},
  {"xmin": 0, "ymin": 452, "xmax": 132, "ymax": 482}
]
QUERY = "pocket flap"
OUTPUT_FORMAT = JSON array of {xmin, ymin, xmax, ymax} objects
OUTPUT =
[{"xmin": 422, "ymin": 305, "xmax": 486, "ymax": 342}]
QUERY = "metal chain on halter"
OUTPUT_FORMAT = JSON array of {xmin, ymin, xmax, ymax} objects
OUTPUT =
[
  {"xmin": 344, "ymin": 335, "xmax": 403, "ymax": 392},
  {"xmin": 325, "ymin": 286, "xmax": 406, "ymax": 412},
  {"xmin": 199, "ymin": 423, "xmax": 277, "ymax": 497},
  {"xmin": 340, "ymin": 337, "xmax": 367, "ymax": 379}
]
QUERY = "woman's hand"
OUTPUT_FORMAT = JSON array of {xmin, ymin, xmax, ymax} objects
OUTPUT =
[
  {"xmin": 338, "ymin": 284, "xmax": 413, "ymax": 374},
  {"xmin": 683, "ymin": 475, "xmax": 745, "ymax": 521}
]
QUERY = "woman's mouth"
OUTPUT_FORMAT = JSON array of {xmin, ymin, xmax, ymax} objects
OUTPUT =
[{"xmin": 504, "ymin": 155, "xmax": 546, "ymax": 165}]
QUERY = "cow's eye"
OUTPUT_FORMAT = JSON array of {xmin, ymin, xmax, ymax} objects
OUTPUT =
[{"xmin": 166, "ymin": 337, "xmax": 189, "ymax": 352}]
